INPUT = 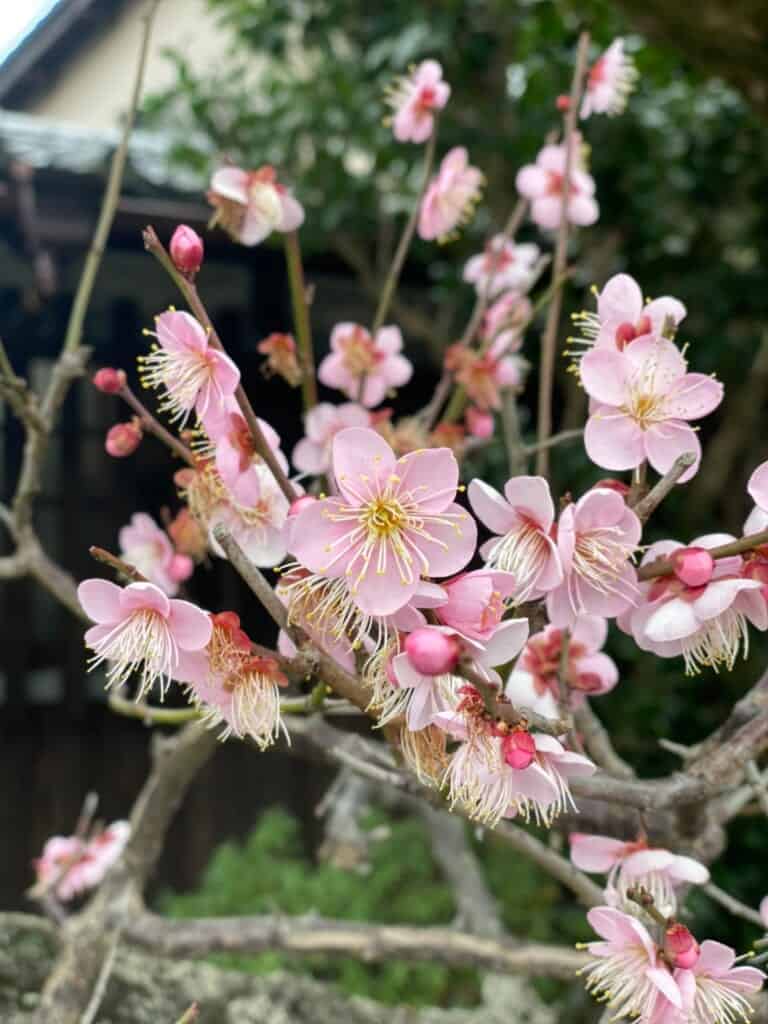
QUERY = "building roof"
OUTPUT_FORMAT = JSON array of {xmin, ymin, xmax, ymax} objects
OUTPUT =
[{"xmin": 0, "ymin": 0, "xmax": 133, "ymax": 109}]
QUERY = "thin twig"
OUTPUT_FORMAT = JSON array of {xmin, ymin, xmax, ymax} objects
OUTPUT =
[
  {"xmin": 632, "ymin": 452, "xmax": 696, "ymax": 523},
  {"xmin": 703, "ymin": 882, "xmax": 765, "ymax": 928},
  {"xmin": 108, "ymin": 691, "xmax": 202, "ymax": 726},
  {"xmin": 283, "ymin": 231, "xmax": 317, "ymax": 410},
  {"xmin": 745, "ymin": 760, "xmax": 768, "ymax": 818},
  {"xmin": 535, "ymin": 31, "xmax": 590, "ymax": 476},
  {"xmin": 501, "ymin": 392, "xmax": 526, "ymax": 475},
  {"xmin": 458, "ymin": 661, "xmax": 572, "ymax": 736},
  {"xmin": 371, "ymin": 131, "xmax": 438, "ymax": 335},
  {"xmin": 522, "ymin": 427, "xmax": 582, "ymax": 456},
  {"xmin": 80, "ymin": 927, "xmax": 122, "ymax": 1024},
  {"xmin": 119, "ymin": 383, "xmax": 195, "ymax": 465}
]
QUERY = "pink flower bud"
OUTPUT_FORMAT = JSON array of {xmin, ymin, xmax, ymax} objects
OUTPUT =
[
  {"xmin": 556, "ymin": 94, "xmax": 571, "ymax": 112},
  {"xmin": 170, "ymin": 225, "xmax": 204, "ymax": 276},
  {"xmin": 168, "ymin": 553, "xmax": 194, "ymax": 583},
  {"xmin": 404, "ymin": 627, "xmax": 461, "ymax": 676},
  {"xmin": 501, "ymin": 729, "xmax": 536, "ymax": 770},
  {"xmin": 92, "ymin": 367, "xmax": 126, "ymax": 394},
  {"xmin": 465, "ymin": 406, "xmax": 494, "ymax": 439},
  {"xmin": 289, "ymin": 495, "xmax": 317, "ymax": 517},
  {"xmin": 673, "ymin": 546, "xmax": 715, "ymax": 588},
  {"xmin": 105, "ymin": 420, "xmax": 142, "ymax": 458},
  {"xmin": 664, "ymin": 924, "xmax": 699, "ymax": 969}
]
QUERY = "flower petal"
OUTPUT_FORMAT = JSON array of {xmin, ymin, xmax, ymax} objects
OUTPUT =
[{"xmin": 78, "ymin": 579, "xmax": 125, "ymax": 624}]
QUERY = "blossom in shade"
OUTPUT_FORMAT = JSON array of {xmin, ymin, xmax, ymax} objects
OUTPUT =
[
  {"xmin": 620, "ymin": 536, "xmax": 766, "ymax": 674},
  {"xmin": 181, "ymin": 612, "xmax": 287, "ymax": 749},
  {"xmin": 546, "ymin": 488, "xmax": 641, "ymax": 628},
  {"xmin": 292, "ymin": 402, "xmax": 370, "ymax": 475},
  {"xmin": 208, "ymin": 164, "xmax": 304, "ymax": 246},
  {"xmin": 570, "ymin": 833, "xmax": 709, "ymax": 918},
  {"xmin": 418, "ymin": 147, "xmax": 484, "ymax": 242},
  {"xmin": 290, "ymin": 428, "xmax": 476, "ymax": 616},
  {"xmin": 463, "ymin": 237, "xmax": 540, "ymax": 298},
  {"xmin": 258, "ymin": 332, "xmax": 302, "ymax": 387},
  {"xmin": 468, "ymin": 475, "xmax": 562, "ymax": 602},
  {"xmin": 465, "ymin": 406, "xmax": 494, "ymax": 439},
  {"xmin": 78, "ymin": 579, "xmax": 212, "ymax": 699},
  {"xmin": 118, "ymin": 513, "xmax": 192, "ymax": 596},
  {"xmin": 444, "ymin": 340, "xmax": 524, "ymax": 410},
  {"xmin": 201, "ymin": 401, "xmax": 289, "ymax": 506},
  {"xmin": 139, "ymin": 310, "xmax": 240, "ymax": 427},
  {"xmin": 515, "ymin": 141, "xmax": 599, "ymax": 230},
  {"xmin": 506, "ymin": 615, "xmax": 618, "ymax": 718},
  {"xmin": 317, "ymin": 323, "xmax": 413, "ymax": 408},
  {"xmin": 481, "ymin": 291, "xmax": 533, "ymax": 353},
  {"xmin": 168, "ymin": 507, "xmax": 208, "ymax": 561},
  {"xmin": 581, "ymin": 335, "xmax": 721, "ymax": 481},
  {"xmin": 434, "ymin": 569, "xmax": 516, "ymax": 642},
  {"xmin": 570, "ymin": 273, "xmax": 686, "ymax": 364},
  {"xmin": 582, "ymin": 907, "xmax": 683, "ymax": 1022},
  {"xmin": 105, "ymin": 420, "xmax": 142, "ymax": 457},
  {"xmin": 207, "ymin": 461, "xmax": 291, "ymax": 568},
  {"xmin": 673, "ymin": 942, "xmax": 764, "ymax": 1024},
  {"xmin": 387, "ymin": 60, "xmax": 450, "ymax": 143},
  {"xmin": 33, "ymin": 821, "xmax": 130, "ymax": 901},
  {"xmin": 581, "ymin": 39, "xmax": 638, "ymax": 120}
]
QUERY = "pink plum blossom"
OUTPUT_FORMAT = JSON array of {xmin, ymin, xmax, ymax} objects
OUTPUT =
[
  {"xmin": 581, "ymin": 336, "xmax": 723, "ymax": 482},
  {"xmin": 620, "ymin": 536, "xmax": 767, "ymax": 674},
  {"xmin": 515, "ymin": 141, "xmax": 598, "ymax": 230},
  {"xmin": 290, "ymin": 428, "xmax": 476, "ymax": 616},
  {"xmin": 78, "ymin": 579, "xmax": 212, "ymax": 699},
  {"xmin": 34, "ymin": 821, "xmax": 130, "ymax": 901},
  {"xmin": 434, "ymin": 569, "xmax": 517, "ymax": 642},
  {"xmin": 444, "ymin": 340, "xmax": 525, "ymax": 411},
  {"xmin": 570, "ymin": 833, "xmax": 709, "ymax": 917},
  {"xmin": 201, "ymin": 400, "xmax": 289, "ymax": 506},
  {"xmin": 387, "ymin": 60, "xmax": 450, "ymax": 143},
  {"xmin": 118, "ymin": 513, "xmax": 192, "ymax": 596},
  {"xmin": 390, "ymin": 618, "xmax": 529, "ymax": 731},
  {"xmin": 581, "ymin": 39, "xmax": 638, "ymax": 119},
  {"xmin": 180, "ymin": 612, "xmax": 287, "ymax": 749},
  {"xmin": 673, "ymin": 942, "xmax": 764, "ymax": 1024},
  {"xmin": 582, "ymin": 906, "xmax": 683, "ymax": 1022},
  {"xmin": 571, "ymin": 273, "xmax": 686, "ymax": 362},
  {"xmin": 443, "ymin": 725, "xmax": 594, "ymax": 827},
  {"xmin": 468, "ymin": 475, "xmax": 562, "ymax": 602},
  {"xmin": 208, "ymin": 164, "xmax": 304, "ymax": 246},
  {"xmin": 546, "ymin": 488, "xmax": 641, "ymax": 627},
  {"xmin": 481, "ymin": 291, "xmax": 533, "ymax": 353},
  {"xmin": 207, "ymin": 461, "xmax": 291, "ymax": 568},
  {"xmin": 317, "ymin": 323, "xmax": 413, "ymax": 408},
  {"xmin": 292, "ymin": 402, "xmax": 370, "ymax": 475},
  {"xmin": 463, "ymin": 236, "xmax": 540, "ymax": 298},
  {"xmin": 506, "ymin": 615, "xmax": 618, "ymax": 718},
  {"xmin": 418, "ymin": 147, "xmax": 484, "ymax": 242},
  {"xmin": 139, "ymin": 310, "xmax": 240, "ymax": 426}
]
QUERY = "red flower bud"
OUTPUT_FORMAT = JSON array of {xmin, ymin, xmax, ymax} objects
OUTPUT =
[
  {"xmin": 501, "ymin": 729, "xmax": 537, "ymax": 770},
  {"xmin": 170, "ymin": 225, "xmax": 204, "ymax": 276},
  {"xmin": 556, "ymin": 94, "xmax": 572, "ymax": 112},
  {"xmin": 664, "ymin": 923, "xmax": 700, "ymax": 969},
  {"xmin": 104, "ymin": 420, "xmax": 142, "ymax": 457},
  {"xmin": 405, "ymin": 627, "xmax": 461, "ymax": 676},
  {"xmin": 92, "ymin": 367, "xmax": 126, "ymax": 394},
  {"xmin": 673, "ymin": 546, "xmax": 715, "ymax": 589}
]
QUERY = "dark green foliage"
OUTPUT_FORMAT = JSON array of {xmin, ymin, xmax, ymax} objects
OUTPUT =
[{"xmin": 160, "ymin": 807, "xmax": 586, "ymax": 1006}]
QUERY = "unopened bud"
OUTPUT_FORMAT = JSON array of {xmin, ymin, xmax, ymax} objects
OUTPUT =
[
  {"xmin": 105, "ymin": 420, "xmax": 142, "ymax": 457},
  {"xmin": 502, "ymin": 729, "xmax": 537, "ymax": 770},
  {"xmin": 92, "ymin": 367, "xmax": 126, "ymax": 394},
  {"xmin": 289, "ymin": 495, "xmax": 318, "ymax": 517},
  {"xmin": 664, "ymin": 923, "xmax": 699, "ymax": 969},
  {"xmin": 170, "ymin": 225, "xmax": 204, "ymax": 277},
  {"xmin": 556, "ymin": 94, "xmax": 571, "ymax": 112},
  {"xmin": 465, "ymin": 406, "xmax": 494, "ymax": 440},
  {"xmin": 405, "ymin": 627, "xmax": 461, "ymax": 676},
  {"xmin": 168, "ymin": 553, "xmax": 194, "ymax": 583},
  {"xmin": 672, "ymin": 546, "xmax": 715, "ymax": 589}
]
